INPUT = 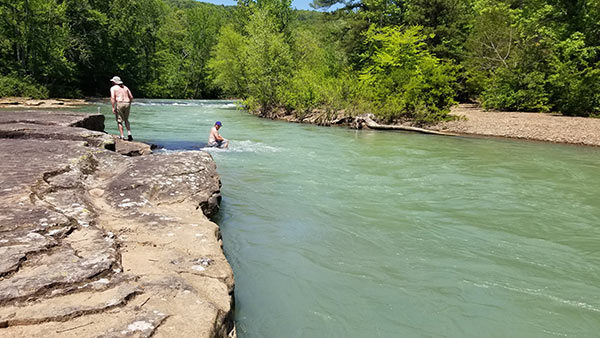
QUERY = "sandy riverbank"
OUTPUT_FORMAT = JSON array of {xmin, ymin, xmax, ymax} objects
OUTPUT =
[{"xmin": 429, "ymin": 104, "xmax": 600, "ymax": 147}]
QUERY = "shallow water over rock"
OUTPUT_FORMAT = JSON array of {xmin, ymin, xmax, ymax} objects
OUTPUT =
[{"xmin": 84, "ymin": 99, "xmax": 600, "ymax": 338}]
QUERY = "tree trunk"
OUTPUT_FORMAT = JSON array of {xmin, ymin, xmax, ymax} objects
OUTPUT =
[{"xmin": 355, "ymin": 114, "xmax": 458, "ymax": 136}]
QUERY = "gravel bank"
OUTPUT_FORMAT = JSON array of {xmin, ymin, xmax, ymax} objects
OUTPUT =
[{"xmin": 429, "ymin": 104, "xmax": 600, "ymax": 147}]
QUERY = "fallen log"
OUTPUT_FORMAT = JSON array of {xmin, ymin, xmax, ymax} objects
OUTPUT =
[{"xmin": 356, "ymin": 114, "xmax": 458, "ymax": 136}]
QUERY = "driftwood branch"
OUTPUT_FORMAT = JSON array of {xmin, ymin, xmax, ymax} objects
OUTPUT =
[{"xmin": 356, "ymin": 115, "xmax": 458, "ymax": 136}]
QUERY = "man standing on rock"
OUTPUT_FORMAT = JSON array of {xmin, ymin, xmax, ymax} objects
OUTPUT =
[{"xmin": 110, "ymin": 76, "xmax": 134, "ymax": 141}]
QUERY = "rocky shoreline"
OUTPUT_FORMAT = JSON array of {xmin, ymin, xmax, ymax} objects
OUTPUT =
[{"xmin": 0, "ymin": 111, "xmax": 235, "ymax": 337}]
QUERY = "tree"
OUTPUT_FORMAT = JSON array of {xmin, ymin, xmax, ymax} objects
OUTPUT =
[
  {"xmin": 0, "ymin": 0, "xmax": 78, "ymax": 96},
  {"xmin": 209, "ymin": 0, "xmax": 295, "ymax": 108},
  {"xmin": 64, "ymin": 0, "xmax": 111, "ymax": 96},
  {"xmin": 107, "ymin": 0, "xmax": 166, "ymax": 93},
  {"xmin": 359, "ymin": 25, "xmax": 458, "ymax": 123},
  {"xmin": 185, "ymin": 4, "xmax": 228, "ymax": 97},
  {"xmin": 244, "ymin": 5, "xmax": 293, "ymax": 110},
  {"xmin": 208, "ymin": 24, "xmax": 248, "ymax": 97},
  {"xmin": 547, "ymin": 32, "xmax": 600, "ymax": 115},
  {"xmin": 147, "ymin": 4, "xmax": 228, "ymax": 98},
  {"xmin": 405, "ymin": 0, "xmax": 473, "ymax": 60},
  {"xmin": 146, "ymin": 8, "xmax": 190, "ymax": 97}
]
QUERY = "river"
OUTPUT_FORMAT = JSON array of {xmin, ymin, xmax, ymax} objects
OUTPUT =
[{"xmin": 86, "ymin": 99, "xmax": 600, "ymax": 337}]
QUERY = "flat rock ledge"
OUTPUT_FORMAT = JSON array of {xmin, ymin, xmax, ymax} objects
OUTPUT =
[{"xmin": 0, "ymin": 111, "xmax": 235, "ymax": 338}]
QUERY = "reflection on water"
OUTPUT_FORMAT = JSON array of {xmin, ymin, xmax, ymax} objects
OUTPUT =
[{"xmin": 73, "ymin": 100, "xmax": 600, "ymax": 338}]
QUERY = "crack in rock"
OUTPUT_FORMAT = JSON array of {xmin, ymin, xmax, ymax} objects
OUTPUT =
[{"xmin": 0, "ymin": 284, "xmax": 140, "ymax": 327}]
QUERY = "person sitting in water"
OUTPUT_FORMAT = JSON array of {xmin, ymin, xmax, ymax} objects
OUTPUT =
[{"xmin": 208, "ymin": 121, "xmax": 229, "ymax": 148}]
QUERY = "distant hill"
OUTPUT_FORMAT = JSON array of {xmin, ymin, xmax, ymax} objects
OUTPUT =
[
  {"xmin": 165, "ymin": 0, "xmax": 234, "ymax": 9},
  {"xmin": 295, "ymin": 9, "xmax": 326, "ymax": 23},
  {"xmin": 165, "ymin": 0, "xmax": 326, "ymax": 16}
]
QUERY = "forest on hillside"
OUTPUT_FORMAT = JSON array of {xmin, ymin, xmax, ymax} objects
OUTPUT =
[{"xmin": 1, "ymin": 0, "xmax": 599, "ymax": 122}]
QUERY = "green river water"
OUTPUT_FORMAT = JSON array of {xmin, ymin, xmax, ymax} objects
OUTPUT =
[{"xmin": 79, "ymin": 99, "xmax": 600, "ymax": 337}]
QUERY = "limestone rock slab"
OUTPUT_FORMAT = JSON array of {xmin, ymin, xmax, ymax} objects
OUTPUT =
[{"xmin": 0, "ymin": 111, "xmax": 234, "ymax": 337}]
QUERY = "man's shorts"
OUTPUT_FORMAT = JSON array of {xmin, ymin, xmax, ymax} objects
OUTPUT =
[
  {"xmin": 115, "ymin": 102, "xmax": 131, "ymax": 124},
  {"xmin": 208, "ymin": 139, "xmax": 227, "ymax": 148}
]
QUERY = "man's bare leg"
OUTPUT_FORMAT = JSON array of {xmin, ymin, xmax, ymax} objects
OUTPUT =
[
  {"xmin": 124, "ymin": 120, "xmax": 132, "ymax": 140},
  {"xmin": 118, "ymin": 122, "xmax": 125, "ymax": 139}
]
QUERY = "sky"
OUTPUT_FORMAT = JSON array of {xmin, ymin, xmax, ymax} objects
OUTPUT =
[{"xmin": 196, "ymin": 0, "xmax": 333, "ymax": 11}]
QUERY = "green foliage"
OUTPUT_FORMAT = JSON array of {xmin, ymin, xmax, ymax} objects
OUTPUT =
[
  {"xmin": 405, "ymin": 0, "xmax": 474, "ymax": 60},
  {"xmin": 209, "ymin": 0, "xmax": 297, "ymax": 110},
  {"xmin": 547, "ymin": 33, "xmax": 600, "ymax": 115},
  {"xmin": 465, "ymin": 2, "xmax": 515, "ymax": 71},
  {"xmin": 208, "ymin": 24, "xmax": 248, "ymax": 97},
  {"xmin": 210, "ymin": 1, "xmax": 362, "ymax": 116},
  {"xmin": 358, "ymin": 25, "xmax": 458, "ymax": 124},
  {"xmin": 244, "ymin": 5, "xmax": 293, "ymax": 110},
  {"xmin": 0, "ymin": 0, "xmax": 76, "ymax": 96},
  {"xmin": 358, "ymin": 0, "xmax": 406, "ymax": 27},
  {"xmin": 279, "ymin": 29, "xmax": 347, "ymax": 112},
  {"xmin": 482, "ymin": 68, "xmax": 550, "ymax": 112},
  {"xmin": 470, "ymin": 16, "xmax": 552, "ymax": 110},
  {"xmin": 144, "ymin": 4, "xmax": 229, "ymax": 98},
  {"xmin": 63, "ymin": 0, "xmax": 111, "ymax": 95},
  {"xmin": 465, "ymin": 1, "xmax": 600, "ymax": 115},
  {"xmin": 0, "ymin": 74, "xmax": 49, "ymax": 98},
  {"xmin": 107, "ymin": 0, "xmax": 167, "ymax": 92},
  {"xmin": 257, "ymin": 0, "xmax": 294, "ymax": 34},
  {"xmin": 142, "ymin": 8, "xmax": 189, "ymax": 97},
  {"xmin": 164, "ymin": 0, "xmax": 227, "ymax": 9},
  {"xmin": 185, "ymin": 5, "xmax": 229, "ymax": 97},
  {"xmin": 471, "ymin": 3, "xmax": 553, "ymax": 111},
  {"xmin": 1, "ymin": 0, "xmax": 598, "ymax": 119}
]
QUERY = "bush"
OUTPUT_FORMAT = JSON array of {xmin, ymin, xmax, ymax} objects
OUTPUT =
[
  {"xmin": 0, "ymin": 75, "xmax": 49, "ymax": 99},
  {"xmin": 482, "ymin": 68, "xmax": 551, "ymax": 112},
  {"xmin": 548, "ymin": 33, "xmax": 600, "ymax": 116},
  {"xmin": 479, "ymin": 33, "xmax": 600, "ymax": 116}
]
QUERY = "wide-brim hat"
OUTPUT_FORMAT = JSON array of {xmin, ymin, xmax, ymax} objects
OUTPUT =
[{"xmin": 110, "ymin": 76, "xmax": 123, "ymax": 84}]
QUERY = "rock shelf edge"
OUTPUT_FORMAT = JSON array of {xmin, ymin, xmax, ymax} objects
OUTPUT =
[{"xmin": 0, "ymin": 110, "xmax": 236, "ymax": 338}]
